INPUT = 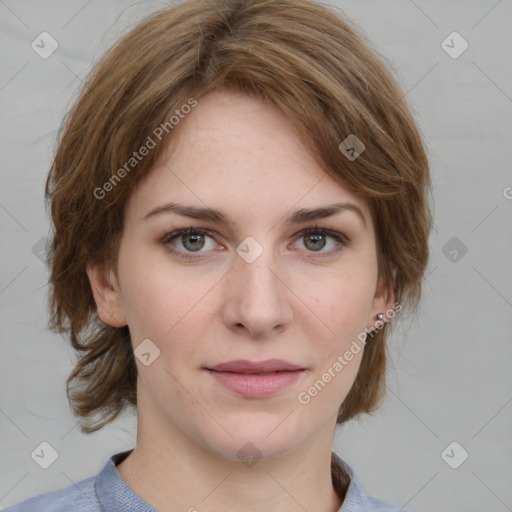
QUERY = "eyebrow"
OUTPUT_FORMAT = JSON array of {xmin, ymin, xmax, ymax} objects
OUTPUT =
[{"xmin": 142, "ymin": 201, "xmax": 366, "ymax": 228}]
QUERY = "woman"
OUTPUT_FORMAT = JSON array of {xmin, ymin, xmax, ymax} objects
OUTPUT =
[{"xmin": 4, "ymin": 0, "xmax": 432, "ymax": 510}]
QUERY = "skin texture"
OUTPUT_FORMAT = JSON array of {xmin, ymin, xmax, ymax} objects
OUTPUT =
[{"xmin": 86, "ymin": 89, "xmax": 395, "ymax": 512}]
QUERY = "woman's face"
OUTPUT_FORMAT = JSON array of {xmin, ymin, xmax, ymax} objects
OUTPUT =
[{"xmin": 88, "ymin": 89, "xmax": 394, "ymax": 462}]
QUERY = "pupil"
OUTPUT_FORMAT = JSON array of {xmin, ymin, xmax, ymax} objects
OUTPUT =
[
  {"xmin": 306, "ymin": 234, "xmax": 325, "ymax": 251},
  {"xmin": 184, "ymin": 234, "xmax": 204, "ymax": 251}
]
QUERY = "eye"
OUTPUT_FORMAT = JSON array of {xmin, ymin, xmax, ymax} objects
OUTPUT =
[
  {"xmin": 161, "ymin": 225, "xmax": 350, "ymax": 260},
  {"xmin": 161, "ymin": 227, "xmax": 218, "ymax": 259},
  {"xmin": 292, "ymin": 226, "xmax": 349, "ymax": 256}
]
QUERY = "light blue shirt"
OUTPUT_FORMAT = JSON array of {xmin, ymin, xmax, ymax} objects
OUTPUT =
[{"xmin": 3, "ymin": 450, "xmax": 405, "ymax": 511}]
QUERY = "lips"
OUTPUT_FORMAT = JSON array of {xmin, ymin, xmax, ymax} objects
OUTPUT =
[
  {"xmin": 206, "ymin": 359, "xmax": 304, "ymax": 374},
  {"xmin": 204, "ymin": 359, "xmax": 305, "ymax": 398}
]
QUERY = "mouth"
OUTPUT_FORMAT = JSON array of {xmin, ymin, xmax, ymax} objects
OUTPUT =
[
  {"xmin": 205, "ymin": 358, "xmax": 305, "ymax": 374},
  {"xmin": 210, "ymin": 370, "xmax": 292, "ymax": 375},
  {"xmin": 203, "ymin": 359, "xmax": 306, "ymax": 398}
]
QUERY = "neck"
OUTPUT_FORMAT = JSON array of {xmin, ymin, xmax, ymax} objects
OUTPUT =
[
  {"xmin": 116, "ymin": 415, "xmax": 345, "ymax": 512},
  {"xmin": 117, "ymin": 448, "xmax": 344, "ymax": 512}
]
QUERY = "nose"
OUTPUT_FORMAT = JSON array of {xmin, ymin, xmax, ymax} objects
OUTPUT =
[{"xmin": 220, "ymin": 244, "xmax": 294, "ymax": 339}]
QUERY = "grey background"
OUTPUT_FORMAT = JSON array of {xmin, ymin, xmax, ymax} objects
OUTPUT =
[{"xmin": 1, "ymin": 0, "xmax": 511, "ymax": 510}]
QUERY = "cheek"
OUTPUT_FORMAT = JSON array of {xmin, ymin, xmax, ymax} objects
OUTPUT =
[
  {"xmin": 116, "ymin": 245, "xmax": 175, "ymax": 336},
  {"xmin": 313, "ymin": 271, "xmax": 374, "ymax": 333},
  {"xmin": 117, "ymin": 246, "xmax": 214, "ymax": 346},
  {"xmin": 299, "ymin": 278, "xmax": 375, "ymax": 394},
  {"xmin": 301, "ymin": 277, "xmax": 371, "ymax": 406}
]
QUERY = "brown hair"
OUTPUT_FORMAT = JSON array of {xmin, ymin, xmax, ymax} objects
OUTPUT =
[{"xmin": 45, "ymin": 0, "xmax": 432, "ymax": 490}]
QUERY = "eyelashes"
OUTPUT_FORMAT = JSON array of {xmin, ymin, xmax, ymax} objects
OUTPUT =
[{"xmin": 160, "ymin": 225, "xmax": 350, "ymax": 260}]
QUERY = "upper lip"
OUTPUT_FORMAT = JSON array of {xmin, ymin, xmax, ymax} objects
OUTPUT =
[{"xmin": 206, "ymin": 359, "xmax": 304, "ymax": 373}]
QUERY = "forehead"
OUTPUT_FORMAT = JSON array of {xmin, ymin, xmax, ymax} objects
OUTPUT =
[{"xmin": 125, "ymin": 90, "xmax": 371, "ymax": 226}]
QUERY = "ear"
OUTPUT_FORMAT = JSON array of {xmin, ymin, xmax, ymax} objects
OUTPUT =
[
  {"xmin": 85, "ymin": 261, "xmax": 127, "ymax": 327},
  {"xmin": 367, "ymin": 269, "xmax": 396, "ymax": 329}
]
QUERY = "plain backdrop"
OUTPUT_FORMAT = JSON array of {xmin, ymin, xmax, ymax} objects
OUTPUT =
[{"xmin": 1, "ymin": 1, "xmax": 511, "ymax": 510}]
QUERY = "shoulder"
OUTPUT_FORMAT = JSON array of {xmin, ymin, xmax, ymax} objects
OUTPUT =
[
  {"xmin": 2, "ymin": 475, "xmax": 100, "ymax": 512},
  {"xmin": 333, "ymin": 452, "xmax": 406, "ymax": 512},
  {"xmin": 361, "ymin": 494, "xmax": 406, "ymax": 511}
]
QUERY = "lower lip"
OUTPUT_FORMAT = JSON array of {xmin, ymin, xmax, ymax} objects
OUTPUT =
[{"xmin": 205, "ymin": 369, "xmax": 304, "ymax": 398}]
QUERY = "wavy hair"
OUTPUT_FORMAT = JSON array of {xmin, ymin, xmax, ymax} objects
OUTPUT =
[{"xmin": 45, "ymin": 0, "xmax": 432, "ymax": 494}]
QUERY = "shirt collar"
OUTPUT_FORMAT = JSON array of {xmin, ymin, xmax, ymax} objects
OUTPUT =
[
  {"xmin": 332, "ymin": 452, "xmax": 373, "ymax": 511},
  {"xmin": 95, "ymin": 449, "xmax": 368, "ymax": 511},
  {"xmin": 95, "ymin": 449, "xmax": 156, "ymax": 511}
]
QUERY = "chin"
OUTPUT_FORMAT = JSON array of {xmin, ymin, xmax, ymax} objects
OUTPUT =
[{"xmin": 197, "ymin": 420, "xmax": 305, "ymax": 463}]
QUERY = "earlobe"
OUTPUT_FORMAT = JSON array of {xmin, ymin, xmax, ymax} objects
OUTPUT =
[
  {"xmin": 368, "ymin": 273, "xmax": 397, "ymax": 330},
  {"xmin": 85, "ymin": 262, "xmax": 127, "ymax": 327}
]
